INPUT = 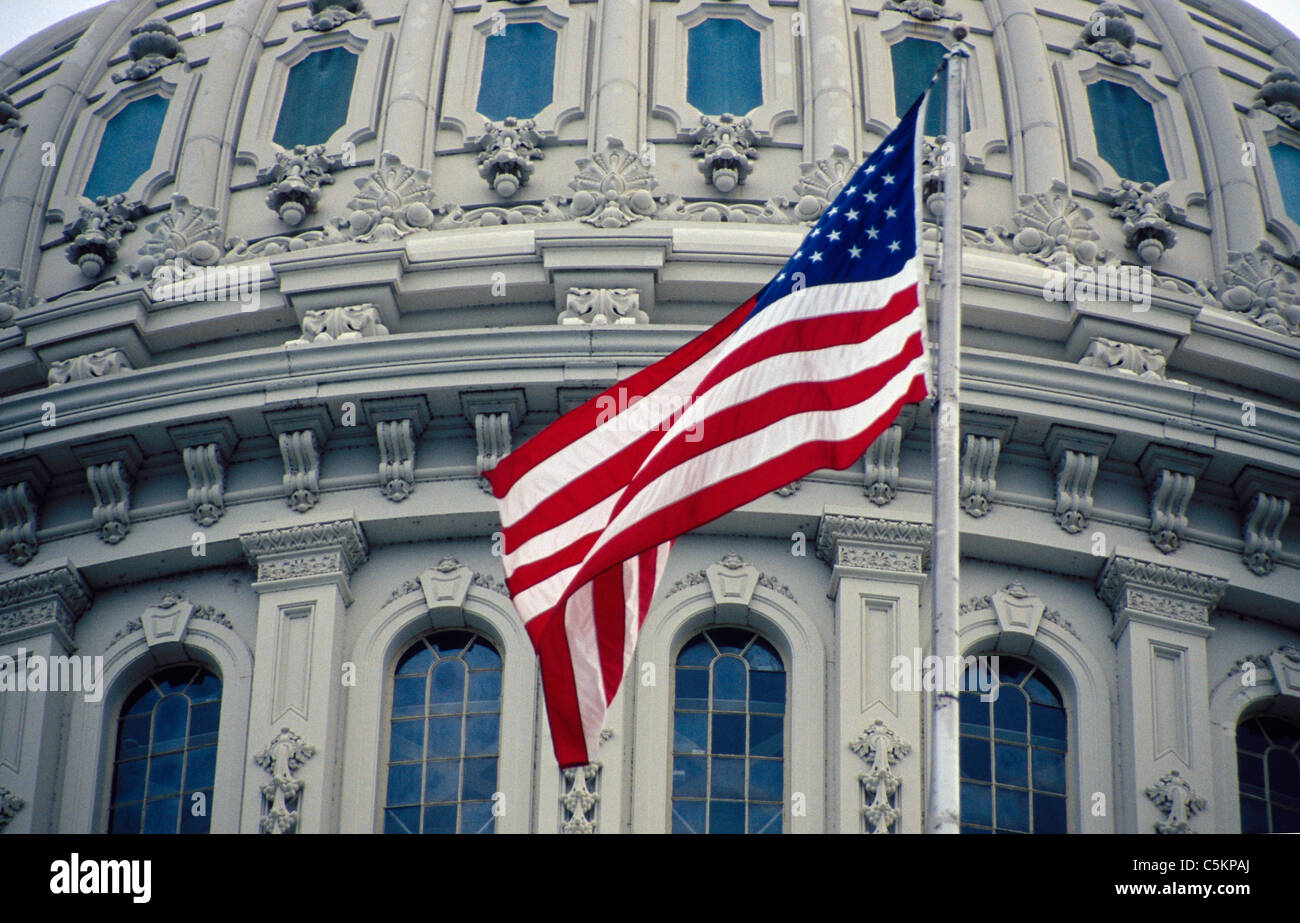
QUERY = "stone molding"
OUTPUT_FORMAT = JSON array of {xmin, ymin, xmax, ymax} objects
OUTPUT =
[
  {"xmin": 240, "ymin": 518, "xmax": 369, "ymax": 602},
  {"xmin": 1096, "ymin": 554, "xmax": 1227, "ymax": 637},
  {"xmin": 0, "ymin": 561, "xmax": 92, "ymax": 644}
]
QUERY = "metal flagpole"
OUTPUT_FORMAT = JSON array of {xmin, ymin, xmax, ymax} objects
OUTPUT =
[{"xmin": 927, "ymin": 26, "xmax": 969, "ymax": 835}]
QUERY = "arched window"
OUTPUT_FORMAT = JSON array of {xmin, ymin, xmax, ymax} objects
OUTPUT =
[
  {"xmin": 687, "ymin": 18, "xmax": 763, "ymax": 116},
  {"xmin": 476, "ymin": 22, "xmax": 558, "ymax": 121},
  {"xmin": 890, "ymin": 37, "xmax": 965, "ymax": 137},
  {"xmin": 383, "ymin": 631, "xmax": 503, "ymax": 834},
  {"xmin": 108, "ymin": 665, "xmax": 222, "ymax": 834},
  {"xmin": 273, "ymin": 45, "xmax": 359, "ymax": 148},
  {"xmin": 1268, "ymin": 143, "xmax": 1300, "ymax": 226},
  {"xmin": 1237, "ymin": 714, "xmax": 1300, "ymax": 833},
  {"xmin": 84, "ymin": 94, "xmax": 169, "ymax": 198},
  {"xmin": 672, "ymin": 627, "xmax": 785, "ymax": 834},
  {"xmin": 1085, "ymin": 80, "xmax": 1169, "ymax": 185},
  {"xmin": 959, "ymin": 656, "xmax": 1068, "ymax": 834}
]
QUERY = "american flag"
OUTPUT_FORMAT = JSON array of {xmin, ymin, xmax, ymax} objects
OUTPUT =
[{"xmin": 488, "ymin": 97, "xmax": 931, "ymax": 768}]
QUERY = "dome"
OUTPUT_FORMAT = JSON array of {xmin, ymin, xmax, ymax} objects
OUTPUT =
[{"xmin": 0, "ymin": 0, "xmax": 1298, "ymax": 837}]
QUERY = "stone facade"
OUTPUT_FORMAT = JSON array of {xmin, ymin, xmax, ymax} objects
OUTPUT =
[{"xmin": 0, "ymin": 0, "xmax": 1297, "ymax": 834}]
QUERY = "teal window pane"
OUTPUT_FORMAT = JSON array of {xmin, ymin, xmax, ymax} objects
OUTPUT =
[
  {"xmin": 1236, "ymin": 716, "xmax": 1300, "ymax": 833},
  {"xmin": 84, "ymin": 94, "xmax": 169, "ymax": 198},
  {"xmin": 1269, "ymin": 143, "xmax": 1300, "ymax": 225},
  {"xmin": 273, "ymin": 46, "xmax": 358, "ymax": 148},
  {"xmin": 1085, "ymin": 80, "xmax": 1169, "ymax": 184},
  {"xmin": 891, "ymin": 37, "xmax": 966, "ymax": 137},
  {"xmin": 476, "ymin": 22, "xmax": 557, "ymax": 120},
  {"xmin": 687, "ymin": 18, "xmax": 762, "ymax": 116}
]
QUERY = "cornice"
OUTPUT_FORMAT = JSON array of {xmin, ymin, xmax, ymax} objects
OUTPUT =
[
  {"xmin": 239, "ymin": 517, "xmax": 369, "ymax": 579},
  {"xmin": 0, "ymin": 559, "xmax": 92, "ymax": 642},
  {"xmin": 1096, "ymin": 553, "xmax": 1228, "ymax": 636}
]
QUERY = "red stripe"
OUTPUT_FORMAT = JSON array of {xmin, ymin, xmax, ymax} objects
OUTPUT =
[
  {"xmin": 506, "ymin": 529, "xmax": 599, "ymax": 597},
  {"xmin": 637, "ymin": 547, "xmax": 658, "ymax": 629},
  {"xmin": 592, "ymin": 566, "xmax": 626, "ymax": 709},
  {"xmin": 526, "ymin": 612, "xmax": 589, "ymax": 767},
  {"xmin": 606, "ymin": 329, "xmax": 926, "ymax": 533},
  {"xmin": 692, "ymin": 285, "xmax": 919, "ymax": 402},
  {"xmin": 487, "ymin": 293, "xmax": 758, "ymax": 496},
  {"xmin": 563, "ymin": 372, "xmax": 929, "ymax": 605}
]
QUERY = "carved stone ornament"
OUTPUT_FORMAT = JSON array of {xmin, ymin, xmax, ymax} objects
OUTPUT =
[
  {"xmin": 474, "ymin": 411, "xmax": 513, "ymax": 493},
  {"xmin": 1145, "ymin": 770, "xmax": 1206, "ymax": 834},
  {"xmin": 815, "ymin": 515, "xmax": 932, "ymax": 573},
  {"xmin": 0, "ymin": 482, "xmax": 40, "ymax": 565},
  {"xmin": 109, "ymin": 597, "xmax": 231, "ymax": 649},
  {"xmin": 761, "ymin": 144, "xmax": 857, "ymax": 224},
  {"xmin": 1253, "ymin": 67, "xmax": 1300, "ymax": 130},
  {"xmin": 1268, "ymin": 642, "xmax": 1300, "ymax": 698},
  {"xmin": 1138, "ymin": 447, "xmax": 1207, "ymax": 555},
  {"xmin": 294, "ymin": 0, "xmax": 370, "ymax": 32},
  {"xmin": 254, "ymin": 727, "xmax": 316, "ymax": 834},
  {"xmin": 959, "ymin": 433, "xmax": 1001, "ymax": 518},
  {"xmin": 0, "ymin": 564, "xmax": 93, "ymax": 641},
  {"xmin": 112, "ymin": 19, "xmax": 186, "ymax": 83},
  {"xmin": 477, "ymin": 118, "xmax": 545, "ymax": 198},
  {"xmin": 883, "ymin": 0, "xmax": 961, "ymax": 22},
  {"xmin": 74, "ymin": 438, "xmax": 143, "ymax": 546},
  {"xmin": 258, "ymin": 145, "xmax": 340, "ymax": 227},
  {"xmin": 278, "ymin": 430, "xmax": 320, "ymax": 512},
  {"xmin": 1077, "ymin": 337, "xmax": 1169, "ymax": 381},
  {"xmin": 62, "ymin": 194, "xmax": 145, "ymax": 278},
  {"xmin": 920, "ymin": 136, "xmax": 969, "ymax": 220},
  {"xmin": 377, "ymin": 419, "xmax": 416, "ymax": 502},
  {"xmin": 773, "ymin": 479, "xmax": 802, "ymax": 498},
  {"xmin": 849, "ymin": 720, "xmax": 911, "ymax": 834},
  {"xmin": 1198, "ymin": 244, "xmax": 1300, "ymax": 337},
  {"xmin": 286, "ymin": 304, "xmax": 389, "ymax": 346},
  {"xmin": 666, "ymin": 553, "xmax": 796, "ymax": 604},
  {"xmin": 1095, "ymin": 554, "xmax": 1227, "ymax": 628},
  {"xmin": 974, "ymin": 186, "xmax": 1110, "ymax": 268},
  {"xmin": 47, "ymin": 348, "xmax": 134, "ymax": 387},
  {"xmin": 0, "ymin": 270, "xmax": 28, "ymax": 326},
  {"xmin": 1044, "ymin": 426, "xmax": 1113, "ymax": 535},
  {"xmin": 864, "ymin": 424, "xmax": 904, "ymax": 505},
  {"xmin": 690, "ymin": 114, "xmax": 759, "ymax": 193},
  {"xmin": 240, "ymin": 519, "xmax": 369, "ymax": 586},
  {"xmin": 131, "ymin": 195, "xmax": 230, "ymax": 279},
  {"xmin": 420, "ymin": 556, "xmax": 473, "ymax": 613},
  {"xmin": 182, "ymin": 444, "xmax": 226, "ymax": 526},
  {"xmin": 0, "ymin": 786, "xmax": 26, "ymax": 832},
  {"xmin": 990, "ymin": 581, "xmax": 1048, "ymax": 637},
  {"xmin": 567, "ymin": 137, "xmax": 663, "ymax": 229},
  {"xmin": 561, "ymin": 761, "xmax": 602, "ymax": 834},
  {"xmin": 1075, "ymin": 3, "xmax": 1150, "ymax": 67},
  {"xmin": 1233, "ymin": 468, "xmax": 1297, "ymax": 577},
  {"xmin": 559, "ymin": 287, "xmax": 647, "ymax": 325},
  {"xmin": 0, "ymin": 90, "xmax": 22, "ymax": 133},
  {"xmin": 1102, "ymin": 179, "xmax": 1177, "ymax": 264},
  {"xmin": 339, "ymin": 152, "xmax": 443, "ymax": 242}
]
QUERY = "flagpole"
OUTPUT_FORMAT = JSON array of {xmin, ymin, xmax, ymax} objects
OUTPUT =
[{"xmin": 928, "ymin": 26, "xmax": 969, "ymax": 835}]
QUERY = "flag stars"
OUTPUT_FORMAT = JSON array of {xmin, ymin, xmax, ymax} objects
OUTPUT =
[
  {"xmin": 883, "ymin": 173, "xmax": 896, "ymax": 185},
  {"xmin": 888, "ymin": 240, "xmax": 901, "ymax": 252},
  {"xmin": 867, "ymin": 226, "xmax": 880, "ymax": 239},
  {"xmin": 846, "ymin": 209, "xmax": 859, "ymax": 221},
  {"xmin": 885, "ymin": 206, "xmax": 897, "ymax": 219},
  {"xmin": 845, "ymin": 186, "xmax": 856, "ymax": 195},
  {"xmin": 811, "ymin": 251, "xmax": 823, "ymax": 262},
  {"xmin": 884, "ymin": 145, "xmax": 895, "ymax": 154},
  {"xmin": 865, "ymin": 164, "xmax": 876, "ymax": 174},
  {"xmin": 849, "ymin": 246, "xmax": 862, "ymax": 258},
  {"xmin": 827, "ymin": 206, "xmax": 839, "ymax": 216},
  {"xmin": 828, "ymin": 230, "xmax": 841, "ymax": 241},
  {"xmin": 864, "ymin": 191, "xmax": 878, "ymax": 203},
  {"xmin": 810, "ymin": 227, "xmax": 820, "ymax": 237}
]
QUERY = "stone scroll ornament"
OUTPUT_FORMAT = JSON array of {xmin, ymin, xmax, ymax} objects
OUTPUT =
[{"xmin": 254, "ymin": 727, "xmax": 316, "ymax": 834}]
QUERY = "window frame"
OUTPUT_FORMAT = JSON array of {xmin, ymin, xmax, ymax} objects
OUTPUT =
[{"xmin": 1245, "ymin": 118, "xmax": 1300, "ymax": 260}]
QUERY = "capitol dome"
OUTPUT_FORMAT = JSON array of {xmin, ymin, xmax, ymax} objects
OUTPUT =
[{"xmin": 0, "ymin": 0, "xmax": 1298, "ymax": 837}]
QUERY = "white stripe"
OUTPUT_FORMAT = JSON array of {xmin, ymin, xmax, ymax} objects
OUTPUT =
[
  {"xmin": 498, "ymin": 262, "xmax": 918, "ymax": 526},
  {"xmin": 562, "ymin": 583, "xmax": 606, "ymax": 761},
  {"xmin": 503, "ymin": 493, "xmax": 618, "ymax": 578}
]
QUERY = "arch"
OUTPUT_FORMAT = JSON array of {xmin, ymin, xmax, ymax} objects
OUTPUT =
[
  {"xmin": 631, "ymin": 579, "xmax": 825, "ymax": 833},
  {"xmin": 339, "ymin": 569, "xmax": 536, "ymax": 833},
  {"xmin": 58, "ymin": 610, "xmax": 253, "ymax": 834},
  {"xmin": 959, "ymin": 607, "xmax": 1114, "ymax": 833}
]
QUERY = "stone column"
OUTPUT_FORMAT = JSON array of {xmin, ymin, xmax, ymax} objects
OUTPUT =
[
  {"xmin": 1097, "ymin": 554, "xmax": 1226, "ymax": 834},
  {"xmin": 591, "ymin": 0, "xmax": 642, "ymax": 150},
  {"xmin": 817, "ymin": 512, "xmax": 931, "ymax": 834},
  {"xmin": 381, "ymin": 0, "xmax": 446, "ymax": 167},
  {"xmin": 238, "ymin": 518, "xmax": 368, "ymax": 834},
  {"xmin": 0, "ymin": 561, "xmax": 91, "ymax": 834},
  {"xmin": 807, "ymin": 0, "xmax": 855, "ymax": 160}
]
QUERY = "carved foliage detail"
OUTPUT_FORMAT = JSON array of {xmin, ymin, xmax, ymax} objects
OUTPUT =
[
  {"xmin": 132, "ymin": 195, "xmax": 229, "ymax": 279},
  {"xmin": 295, "ymin": 0, "xmax": 369, "ymax": 32},
  {"xmin": 376, "ymin": 419, "xmax": 416, "ymax": 502},
  {"xmin": 1147, "ymin": 469, "xmax": 1196, "ymax": 554},
  {"xmin": 1254, "ymin": 67, "xmax": 1300, "ymax": 130},
  {"xmin": 63, "ymin": 195, "xmax": 145, "ymax": 278},
  {"xmin": 0, "ymin": 482, "xmax": 40, "ymax": 565},
  {"xmin": 182, "ymin": 444, "xmax": 227, "ymax": 526},
  {"xmin": 257, "ymin": 145, "xmax": 340, "ymax": 227},
  {"xmin": 478, "ymin": 118, "xmax": 544, "ymax": 198},
  {"xmin": 1078, "ymin": 337, "xmax": 1169, "ymax": 381},
  {"xmin": 984, "ymin": 190, "xmax": 1109, "ymax": 268},
  {"xmin": 254, "ymin": 728, "xmax": 316, "ymax": 834},
  {"xmin": 560, "ymin": 762, "xmax": 601, "ymax": 834},
  {"xmin": 1103, "ymin": 179, "xmax": 1176, "ymax": 264},
  {"xmin": 559, "ymin": 288, "xmax": 647, "ymax": 325},
  {"xmin": 567, "ymin": 137, "xmax": 662, "ymax": 228},
  {"xmin": 278, "ymin": 431, "xmax": 321, "ymax": 512},
  {"xmin": 1053, "ymin": 449, "xmax": 1099, "ymax": 534},
  {"xmin": 341, "ymin": 153, "xmax": 443, "ymax": 242},
  {"xmin": 1199, "ymin": 245, "xmax": 1300, "ymax": 337},
  {"xmin": 0, "ymin": 90, "xmax": 22, "ymax": 134},
  {"xmin": 474, "ymin": 412, "xmax": 512, "ymax": 493},
  {"xmin": 690, "ymin": 114, "xmax": 759, "ymax": 193},
  {"xmin": 48, "ymin": 348, "xmax": 134, "ymax": 387},
  {"xmin": 883, "ymin": 0, "xmax": 961, "ymax": 22},
  {"xmin": 0, "ymin": 786, "xmax": 25, "ymax": 832},
  {"xmin": 286, "ymin": 304, "xmax": 389, "ymax": 346},
  {"xmin": 113, "ymin": 19, "xmax": 186, "ymax": 83},
  {"xmin": 1241, "ymin": 491, "xmax": 1290, "ymax": 577},
  {"xmin": 959, "ymin": 434, "xmax": 1000, "ymax": 517},
  {"xmin": 1075, "ymin": 3, "xmax": 1149, "ymax": 67},
  {"xmin": 849, "ymin": 720, "xmax": 911, "ymax": 834},
  {"xmin": 864, "ymin": 424, "xmax": 903, "ymax": 506},
  {"xmin": 1145, "ymin": 770, "xmax": 1206, "ymax": 834},
  {"xmin": 87, "ymin": 461, "xmax": 132, "ymax": 544}
]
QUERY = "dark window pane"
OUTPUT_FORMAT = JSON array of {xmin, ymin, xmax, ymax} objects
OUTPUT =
[
  {"xmin": 463, "ymin": 637, "xmax": 501, "ymax": 670},
  {"xmin": 184, "ymin": 745, "xmax": 217, "ymax": 791},
  {"xmin": 84, "ymin": 94, "xmax": 170, "ymax": 198},
  {"xmin": 672, "ymin": 800, "xmax": 706, "ymax": 834},
  {"xmin": 113, "ymin": 758, "xmax": 147, "ymax": 804},
  {"xmin": 996, "ymin": 786, "xmax": 1031, "ymax": 833},
  {"xmin": 383, "ymin": 807, "xmax": 419, "ymax": 835},
  {"xmin": 995, "ymin": 743, "xmax": 1028, "ymax": 788},
  {"xmin": 461, "ymin": 757, "xmax": 498, "ymax": 802},
  {"xmin": 117, "ymin": 715, "xmax": 152, "ymax": 760},
  {"xmin": 432, "ymin": 632, "xmax": 474, "ymax": 656},
  {"xmin": 687, "ymin": 18, "xmax": 762, "ymax": 116},
  {"xmin": 961, "ymin": 782, "xmax": 992, "ymax": 828},
  {"xmin": 464, "ymin": 714, "xmax": 500, "ymax": 757},
  {"xmin": 1032, "ymin": 747, "xmax": 1067, "ymax": 795},
  {"xmin": 1031, "ymin": 704, "xmax": 1068, "ymax": 746},
  {"xmin": 710, "ymin": 756, "xmax": 745, "ymax": 799},
  {"xmin": 1085, "ymin": 80, "xmax": 1169, "ymax": 184},
  {"xmin": 677, "ymin": 636, "xmax": 714, "ymax": 667},
  {"xmin": 749, "ymin": 801, "xmax": 782, "ymax": 834},
  {"xmin": 143, "ymin": 796, "xmax": 180, "ymax": 835},
  {"xmin": 122, "ymin": 682, "xmax": 160, "ymax": 717},
  {"xmin": 422, "ymin": 803, "xmax": 457, "ymax": 834},
  {"xmin": 749, "ymin": 672, "xmax": 786, "ymax": 712},
  {"xmin": 1023, "ymin": 673, "xmax": 1062, "ymax": 706},
  {"xmin": 961, "ymin": 735, "xmax": 991, "ymax": 782},
  {"xmin": 999, "ymin": 659, "xmax": 1034, "ymax": 687},
  {"xmin": 708, "ymin": 628, "xmax": 753, "ymax": 654},
  {"xmin": 712, "ymin": 713, "xmax": 746, "ymax": 755},
  {"xmin": 708, "ymin": 800, "xmax": 746, "ymax": 834},
  {"xmin": 1259, "ymin": 717, "xmax": 1300, "ymax": 747},
  {"xmin": 396, "ymin": 643, "xmax": 433, "ymax": 676},
  {"xmin": 273, "ymin": 46, "xmax": 358, "ymax": 148},
  {"xmin": 110, "ymin": 803, "xmax": 142, "ymax": 835},
  {"xmin": 1237, "ymin": 718, "xmax": 1269, "ymax": 754},
  {"xmin": 959, "ymin": 691, "xmax": 989, "ymax": 730},
  {"xmin": 993, "ymin": 687, "xmax": 1028, "ymax": 743},
  {"xmin": 1237, "ymin": 752, "xmax": 1265, "ymax": 797},
  {"xmin": 1240, "ymin": 795, "xmax": 1268, "ymax": 834},
  {"xmin": 152, "ymin": 696, "xmax": 190, "ymax": 753},
  {"xmin": 466, "ymin": 669, "xmax": 502, "ymax": 712},
  {"xmin": 476, "ymin": 22, "xmax": 557, "ymax": 120},
  {"xmin": 673, "ymin": 756, "xmax": 706, "ymax": 798},
  {"xmin": 745, "ymin": 638, "xmax": 783, "ymax": 672},
  {"xmin": 179, "ymin": 795, "xmax": 210, "ymax": 834},
  {"xmin": 749, "ymin": 759, "xmax": 782, "ymax": 802},
  {"xmin": 675, "ymin": 668, "xmax": 709, "ymax": 710},
  {"xmin": 1033, "ymin": 793, "xmax": 1068, "ymax": 834},
  {"xmin": 1268, "ymin": 749, "xmax": 1300, "ymax": 797},
  {"xmin": 424, "ymin": 760, "xmax": 459, "ymax": 803},
  {"xmin": 189, "ymin": 701, "xmax": 220, "ymax": 747},
  {"xmin": 712, "ymin": 656, "xmax": 747, "ymax": 711},
  {"xmin": 188, "ymin": 671, "xmax": 222, "ymax": 704},
  {"xmin": 386, "ymin": 763, "xmax": 422, "ymax": 807},
  {"xmin": 750, "ymin": 714, "xmax": 783, "ymax": 758},
  {"xmin": 426, "ymin": 716, "xmax": 462, "ymax": 759},
  {"xmin": 429, "ymin": 660, "xmax": 467, "ymax": 715},
  {"xmin": 392, "ymin": 675, "xmax": 426, "ymax": 718},
  {"xmin": 674, "ymin": 711, "xmax": 708, "ymax": 755},
  {"xmin": 389, "ymin": 718, "xmax": 424, "ymax": 763},
  {"xmin": 1275, "ymin": 807, "xmax": 1300, "ymax": 834},
  {"xmin": 1271, "ymin": 144, "xmax": 1300, "ymax": 226},
  {"xmin": 462, "ymin": 799, "xmax": 496, "ymax": 834},
  {"xmin": 891, "ymin": 37, "xmax": 967, "ymax": 136},
  {"xmin": 147, "ymin": 752, "xmax": 184, "ymax": 799}
]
